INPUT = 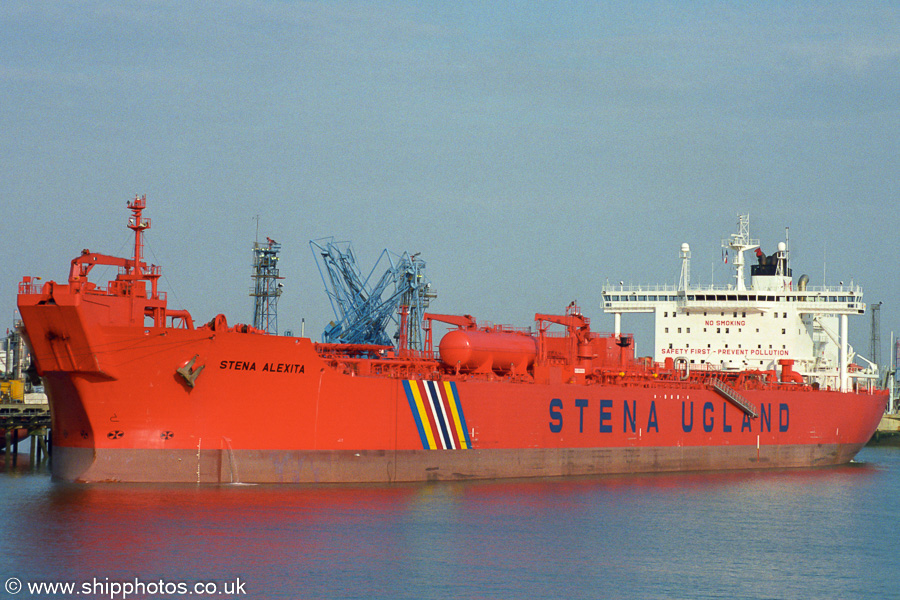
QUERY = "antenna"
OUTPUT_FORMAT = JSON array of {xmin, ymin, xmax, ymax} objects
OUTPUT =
[
  {"xmin": 785, "ymin": 226, "xmax": 790, "ymax": 273},
  {"xmin": 871, "ymin": 302, "xmax": 882, "ymax": 367}
]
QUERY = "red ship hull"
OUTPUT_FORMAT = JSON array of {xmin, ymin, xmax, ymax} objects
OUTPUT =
[{"xmin": 16, "ymin": 197, "xmax": 888, "ymax": 483}]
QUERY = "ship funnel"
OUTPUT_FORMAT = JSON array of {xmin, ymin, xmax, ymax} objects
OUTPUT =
[{"xmin": 798, "ymin": 274, "xmax": 809, "ymax": 291}]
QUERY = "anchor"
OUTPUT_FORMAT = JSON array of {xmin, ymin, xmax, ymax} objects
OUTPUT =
[{"xmin": 176, "ymin": 355, "xmax": 205, "ymax": 388}]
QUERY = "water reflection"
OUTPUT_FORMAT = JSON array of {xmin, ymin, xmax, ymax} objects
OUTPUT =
[{"xmin": 0, "ymin": 448, "xmax": 896, "ymax": 600}]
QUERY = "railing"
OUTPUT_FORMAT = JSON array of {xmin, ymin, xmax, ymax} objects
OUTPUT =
[
  {"xmin": 602, "ymin": 283, "xmax": 863, "ymax": 295},
  {"xmin": 18, "ymin": 281, "xmax": 42, "ymax": 294},
  {"xmin": 710, "ymin": 379, "xmax": 759, "ymax": 418}
]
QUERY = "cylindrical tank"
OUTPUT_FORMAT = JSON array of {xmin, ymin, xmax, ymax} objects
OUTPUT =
[{"xmin": 439, "ymin": 329, "xmax": 538, "ymax": 374}]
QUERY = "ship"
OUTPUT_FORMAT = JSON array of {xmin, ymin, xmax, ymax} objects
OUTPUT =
[{"xmin": 16, "ymin": 197, "xmax": 887, "ymax": 483}]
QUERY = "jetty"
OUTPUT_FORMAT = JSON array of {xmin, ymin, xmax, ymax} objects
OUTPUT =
[{"xmin": 1, "ymin": 399, "xmax": 51, "ymax": 468}]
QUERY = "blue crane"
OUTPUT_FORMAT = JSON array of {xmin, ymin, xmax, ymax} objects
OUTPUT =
[{"xmin": 309, "ymin": 238, "xmax": 435, "ymax": 349}]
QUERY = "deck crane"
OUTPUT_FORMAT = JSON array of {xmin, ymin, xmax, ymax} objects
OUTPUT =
[{"xmin": 310, "ymin": 238, "xmax": 435, "ymax": 350}]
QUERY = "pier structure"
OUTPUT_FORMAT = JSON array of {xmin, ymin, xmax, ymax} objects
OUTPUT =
[
  {"xmin": 1, "ymin": 399, "xmax": 51, "ymax": 469},
  {"xmin": 2, "ymin": 325, "xmax": 51, "ymax": 469}
]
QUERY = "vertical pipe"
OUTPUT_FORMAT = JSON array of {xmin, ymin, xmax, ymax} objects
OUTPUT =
[
  {"xmin": 30, "ymin": 431, "xmax": 36, "ymax": 466},
  {"xmin": 39, "ymin": 431, "xmax": 50, "ymax": 463},
  {"xmin": 840, "ymin": 314, "xmax": 849, "ymax": 393},
  {"xmin": 890, "ymin": 332, "xmax": 896, "ymax": 413}
]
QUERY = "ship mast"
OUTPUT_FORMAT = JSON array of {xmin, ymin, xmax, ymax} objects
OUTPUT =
[
  {"xmin": 723, "ymin": 214, "xmax": 759, "ymax": 291},
  {"xmin": 678, "ymin": 243, "xmax": 691, "ymax": 291},
  {"xmin": 251, "ymin": 237, "xmax": 283, "ymax": 335},
  {"xmin": 127, "ymin": 194, "xmax": 150, "ymax": 277}
]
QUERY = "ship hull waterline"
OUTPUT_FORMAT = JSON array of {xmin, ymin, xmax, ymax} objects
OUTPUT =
[{"xmin": 52, "ymin": 443, "xmax": 868, "ymax": 484}]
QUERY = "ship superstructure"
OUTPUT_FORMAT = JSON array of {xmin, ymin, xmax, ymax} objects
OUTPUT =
[{"xmin": 602, "ymin": 215, "xmax": 873, "ymax": 393}]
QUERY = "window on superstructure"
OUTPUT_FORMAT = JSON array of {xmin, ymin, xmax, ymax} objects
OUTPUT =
[
  {"xmin": 733, "ymin": 312, "xmax": 737, "ymax": 318},
  {"xmin": 687, "ymin": 327, "xmax": 690, "ymax": 333},
  {"xmin": 668, "ymin": 343, "xmax": 673, "ymax": 349},
  {"xmin": 742, "ymin": 312, "xmax": 746, "ymax": 317},
  {"xmin": 783, "ymin": 312, "xmax": 787, "ymax": 318},
  {"xmin": 664, "ymin": 311, "xmax": 668, "ymax": 317},
  {"xmin": 726, "ymin": 328, "xmax": 729, "ymax": 333},
  {"xmin": 678, "ymin": 328, "xmax": 682, "ymax": 333},
  {"xmin": 665, "ymin": 327, "xmax": 669, "ymax": 333},
  {"xmin": 717, "ymin": 328, "xmax": 721, "ymax": 333}
]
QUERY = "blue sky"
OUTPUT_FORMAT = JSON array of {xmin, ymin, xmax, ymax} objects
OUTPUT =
[{"xmin": 1, "ymin": 1, "xmax": 898, "ymax": 363}]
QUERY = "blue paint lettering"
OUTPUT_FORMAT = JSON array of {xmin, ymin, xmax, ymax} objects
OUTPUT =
[
  {"xmin": 703, "ymin": 401, "xmax": 714, "ymax": 433},
  {"xmin": 760, "ymin": 403, "xmax": 771, "ymax": 432},
  {"xmin": 576, "ymin": 399, "xmax": 588, "ymax": 433},
  {"xmin": 779, "ymin": 403, "xmax": 789, "ymax": 432},
  {"xmin": 647, "ymin": 401, "xmax": 659, "ymax": 432},
  {"xmin": 741, "ymin": 413, "xmax": 752, "ymax": 432},
  {"xmin": 623, "ymin": 400, "xmax": 636, "ymax": 433},
  {"xmin": 722, "ymin": 402, "xmax": 732, "ymax": 432},
  {"xmin": 682, "ymin": 401, "xmax": 694, "ymax": 433},
  {"xmin": 549, "ymin": 398, "xmax": 563, "ymax": 433},
  {"xmin": 599, "ymin": 399, "xmax": 613, "ymax": 433}
]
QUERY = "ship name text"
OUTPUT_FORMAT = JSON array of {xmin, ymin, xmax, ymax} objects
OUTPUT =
[
  {"xmin": 549, "ymin": 398, "xmax": 789, "ymax": 434},
  {"xmin": 219, "ymin": 360, "xmax": 306, "ymax": 374}
]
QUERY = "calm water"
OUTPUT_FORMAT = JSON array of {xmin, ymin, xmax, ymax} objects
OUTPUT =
[{"xmin": 1, "ymin": 447, "xmax": 898, "ymax": 600}]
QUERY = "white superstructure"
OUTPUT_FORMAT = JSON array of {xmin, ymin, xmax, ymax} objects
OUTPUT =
[{"xmin": 602, "ymin": 215, "xmax": 874, "ymax": 393}]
